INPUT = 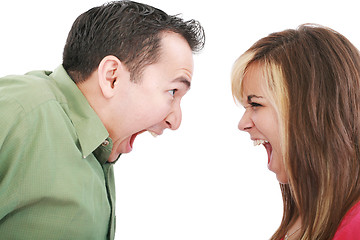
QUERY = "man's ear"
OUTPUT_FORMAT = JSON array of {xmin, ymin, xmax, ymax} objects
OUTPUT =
[{"xmin": 97, "ymin": 55, "xmax": 128, "ymax": 99}]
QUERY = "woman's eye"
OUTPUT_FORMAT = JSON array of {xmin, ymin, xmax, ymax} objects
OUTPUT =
[
  {"xmin": 249, "ymin": 102, "xmax": 262, "ymax": 108},
  {"xmin": 168, "ymin": 89, "xmax": 177, "ymax": 97}
]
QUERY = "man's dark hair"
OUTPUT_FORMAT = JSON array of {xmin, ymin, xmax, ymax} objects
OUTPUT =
[{"xmin": 62, "ymin": 0, "xmax": 205, "ymax": 83}]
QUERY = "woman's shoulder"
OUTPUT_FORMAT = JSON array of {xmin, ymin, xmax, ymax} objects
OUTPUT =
[{"xmin": 333, "ymin": 201, "xmax": 360, "ymax": 239}]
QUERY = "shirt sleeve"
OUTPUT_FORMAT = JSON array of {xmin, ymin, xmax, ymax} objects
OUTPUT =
[
  {"xmin": 0, "ymin": 97, "xmax": 78, "ymax": 231},
  {"xmin": 0, "ymin": 95, "xmax": 26, "ymax": 218},
  {"xmin": 0, "ymin": 97, "xmax": 110, "ymax": 239}
]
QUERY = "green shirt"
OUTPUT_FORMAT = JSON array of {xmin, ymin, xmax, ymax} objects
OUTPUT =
[{"xmin": 0, "ymin": 65, "xmax": 117, "ymax": 239}]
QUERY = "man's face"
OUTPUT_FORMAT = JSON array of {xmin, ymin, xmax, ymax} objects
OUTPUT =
[{"xmin": 107, "ymin": 32, "xmax": 194, "ymax": 160}]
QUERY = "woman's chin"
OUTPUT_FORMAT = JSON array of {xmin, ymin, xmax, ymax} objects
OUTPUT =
[
  {"xmin": 276, "ymin": 174, "xmax": 289, "ymax": 184},
  {"xmin": 268, "ymin": 155, "xmax": 288, "ymax": 184}
]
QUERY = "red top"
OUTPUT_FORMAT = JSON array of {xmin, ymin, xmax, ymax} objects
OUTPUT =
[
  {"xmin": 333, "ymin": 200, "xmax": 360, "ymax": 239},
  {"xmin": 280, "ymin": 200, "xmax": 360, "ymax": 240}
]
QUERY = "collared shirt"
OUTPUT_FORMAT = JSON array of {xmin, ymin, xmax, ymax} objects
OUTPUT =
[{"xmin": 0, "ymin": 65, "xmax": 117, "ymax": 239}]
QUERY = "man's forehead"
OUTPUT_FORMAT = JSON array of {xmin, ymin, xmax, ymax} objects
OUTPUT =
[{"xmin": 172, "ymin": 77, "xmax": 191, "ymax": 89}]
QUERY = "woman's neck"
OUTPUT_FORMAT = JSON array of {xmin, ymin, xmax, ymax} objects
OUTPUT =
[{"xmin": 285, "ymin": 218, "xmax": 302, "ymax": 240}]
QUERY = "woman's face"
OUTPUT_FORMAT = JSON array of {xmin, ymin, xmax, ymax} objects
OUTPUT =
[{"xmin": 238, "ymin": 64, "xmax": 288, "ymax": 183}]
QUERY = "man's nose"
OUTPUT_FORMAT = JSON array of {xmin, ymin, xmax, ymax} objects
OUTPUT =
[{"xmin": 165, "ymin": 103, "xmax": 182, "ymax": 130}]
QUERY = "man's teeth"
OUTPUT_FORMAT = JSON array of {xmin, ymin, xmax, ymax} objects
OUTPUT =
[
  {"xmin": 148, "ymin": 131, "xmax": 158, "ymax": 138},
  {"xmin": 253, "ymin": 139, "xmax": 269, "ymax": 146}
]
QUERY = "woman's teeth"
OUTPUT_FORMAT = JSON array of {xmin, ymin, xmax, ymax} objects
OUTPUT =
[{"xmin": 253, "ymin": 139, "xmax": 269, "ymax": 146}]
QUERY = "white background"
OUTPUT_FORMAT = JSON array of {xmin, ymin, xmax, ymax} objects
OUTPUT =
[{"xmin": 1, "ymin": 0, "xmax": 359, "ymax": 239}]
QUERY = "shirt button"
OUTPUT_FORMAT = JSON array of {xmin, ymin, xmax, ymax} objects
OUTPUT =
[{"xmin": 102, "ymin": 140, "xmax": 109, "ymax": 146}]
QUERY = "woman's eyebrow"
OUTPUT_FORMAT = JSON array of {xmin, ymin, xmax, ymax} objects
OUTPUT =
[{"xmin": 247, "ymin": 94, "xmax": 263, "ymax": 102}]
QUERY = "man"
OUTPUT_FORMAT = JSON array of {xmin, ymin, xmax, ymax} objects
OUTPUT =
[{"xmin": 0, "ymin": 1, "xmax": 205, "ymax": 239}]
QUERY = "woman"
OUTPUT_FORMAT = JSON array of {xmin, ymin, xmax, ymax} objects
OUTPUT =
[{"xmin": 231, "ymin": 24, "xmax": 360, "ymax": 239}]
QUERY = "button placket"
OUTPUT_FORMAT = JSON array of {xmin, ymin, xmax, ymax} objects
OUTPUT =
[{"xmin": 102, "ymin": 140, "xmax": 110, "ymax": 147}]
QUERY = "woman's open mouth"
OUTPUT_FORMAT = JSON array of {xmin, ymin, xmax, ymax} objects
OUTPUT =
[
  {"xmin": 263, "ymin": 142, "xmax": 272, "ymax": 164},
  {"xmin": 253, "ymin": 139, "xmax": 272, "ymax": 164}
]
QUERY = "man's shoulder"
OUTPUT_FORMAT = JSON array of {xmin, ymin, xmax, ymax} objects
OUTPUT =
[
  {"xmin": 0, "ymin": 70, "xmax": 64, "ymax": 112},
  {"xmin": 0, "ymin": 70, "xmax": 55, "ymax": 94}
]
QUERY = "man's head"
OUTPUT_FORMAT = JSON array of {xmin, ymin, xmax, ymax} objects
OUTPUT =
[
  {"xmin": 64, "ymin": 1, "xmax": 205, "ymax": 161},
  {"xmin": 63, "ymin": 0, "xmax": 205, "ymax": 83}
]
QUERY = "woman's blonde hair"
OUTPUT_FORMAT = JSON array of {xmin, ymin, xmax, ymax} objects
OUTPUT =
[{"xmin": 232, "ymin": 24, "xmax": 360, "ymax": 239}]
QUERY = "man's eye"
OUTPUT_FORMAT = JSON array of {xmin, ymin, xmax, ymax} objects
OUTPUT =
[{"xmin": 168, "ymin": 89, "xmax": 177, "ymax": 97}]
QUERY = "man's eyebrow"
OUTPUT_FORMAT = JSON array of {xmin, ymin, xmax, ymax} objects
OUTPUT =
[
  {"xmin": 173, "ymin": 77, "xmax": 191, "ymax": 89},
  {"xmin": 247, "ymin": 94, "xmax": 263, "ymax": 102}
]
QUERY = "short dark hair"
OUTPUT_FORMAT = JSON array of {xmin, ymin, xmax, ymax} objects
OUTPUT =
[{"xmin": 62, "ymin": 0, "xmax": 205, "ymax": 83}]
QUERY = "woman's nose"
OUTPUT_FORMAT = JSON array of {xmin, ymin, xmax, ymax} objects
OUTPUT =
[{"xmin": 238, "ymin": 111, "xmax": 254, "ymax": 131}]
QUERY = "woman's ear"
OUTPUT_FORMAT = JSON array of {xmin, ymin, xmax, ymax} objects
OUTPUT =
[{"xmin": 97, "ymin": 55, "xmax": 128, "ymax": 98}]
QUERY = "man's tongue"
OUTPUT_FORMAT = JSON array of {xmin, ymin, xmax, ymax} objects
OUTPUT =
[{"xmin": 263, "ymin": 142, "xmax": 272, "ymax": 164}]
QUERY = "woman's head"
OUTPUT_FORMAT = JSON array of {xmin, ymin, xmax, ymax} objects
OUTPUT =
[
  {"xmin": 231, "ymin": 29, "xmax": 293, "ymax": 184},
  {"xmin": 234, "ymin": 60, "xmax": 288, "ymax": 183},
  {"xmin": 232, "ymin": 24, "xmax": 360, "ymax": 239}
]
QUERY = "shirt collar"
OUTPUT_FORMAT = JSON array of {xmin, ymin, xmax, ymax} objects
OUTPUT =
[{"xmin": 50, "ymin": 65, "xmax": 109, "ymax": 158}]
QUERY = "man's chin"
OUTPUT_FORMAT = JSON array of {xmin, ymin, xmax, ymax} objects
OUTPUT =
[{"xmin": 122, "ymin": 137, "xmax": 133, "ymax": 154}]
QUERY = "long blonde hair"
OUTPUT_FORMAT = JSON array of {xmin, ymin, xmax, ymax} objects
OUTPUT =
[{"xmin": 232, "ymin": 24, "xmax": 360, "ymax": 239}]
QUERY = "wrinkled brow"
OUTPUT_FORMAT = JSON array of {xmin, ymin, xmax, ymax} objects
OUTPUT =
[
  {"xmin": 247, "ymin": 94, "xmax": 263, "ymax": 102},
  {"xmin": 173, "ymin": 77, "xmax": 191, "ymax": 90}
]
